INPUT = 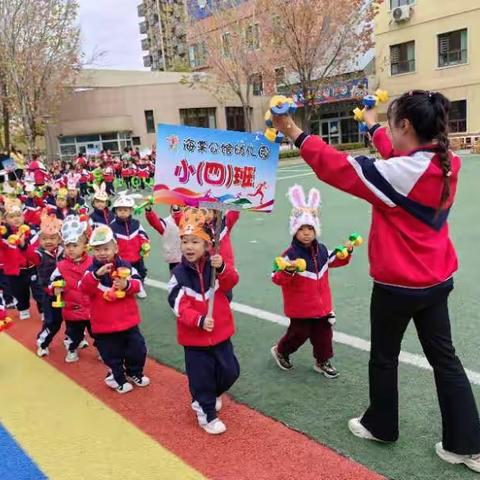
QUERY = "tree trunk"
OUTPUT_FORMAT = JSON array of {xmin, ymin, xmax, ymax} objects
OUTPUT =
[{"xmin": 0, "ymin": 76, "xmax": 10, "ymax": 150}]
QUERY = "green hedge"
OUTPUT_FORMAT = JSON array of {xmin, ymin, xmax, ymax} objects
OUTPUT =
[{"xmin": 279, "ymin": 142, "xmax": 365, "ymax": 159}]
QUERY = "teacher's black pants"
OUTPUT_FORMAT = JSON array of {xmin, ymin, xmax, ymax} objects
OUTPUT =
[{"xmin": 361, "ymin": 281, "xmax": 480, "ymax": 455}]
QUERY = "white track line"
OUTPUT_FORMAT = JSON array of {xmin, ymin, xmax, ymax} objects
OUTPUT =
[
  {"xmin": 145, "ymin": 278, "xmax": 480, "ymax": 386},
  {"xmin": 277, "ymin": 172, "xmax": 315, "ymax": 181}
]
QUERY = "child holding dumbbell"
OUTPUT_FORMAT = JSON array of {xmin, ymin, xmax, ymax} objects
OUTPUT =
[
  {"xmin": 271, "ymin": 184, "xmax": 354, "ymax": 378},
  {"xmin": 49, "ymin": 215, "xmax": 93, "ymax": 363},
  {"xmin": 79, "ymin": 225, "xmax": 149, "ymax": 394},
  {"xmin": 30, "ymin": 213, "xmax": 65, "ymax": 357},
  {"xmin": 0, "ymin": 198, "xmax": 44, "ymax": 320}
]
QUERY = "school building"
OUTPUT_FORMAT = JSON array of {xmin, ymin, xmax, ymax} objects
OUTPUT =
[
  {"xmin": 52, "ymin": 69, "xmax": 266, "ymax": 161},
  {"xmin": 374, "ymin": 0, "xmax": 480, "ymax": 145}
]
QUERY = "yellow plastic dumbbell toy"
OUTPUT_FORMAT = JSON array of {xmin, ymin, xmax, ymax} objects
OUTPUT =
[{"xmin": 52, "ymin": 280, "xmax": 66, "ymax": 308}]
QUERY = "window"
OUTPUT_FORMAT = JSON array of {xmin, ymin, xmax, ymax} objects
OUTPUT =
[
  {"xmin": 390, "ymin": 41, "xmax": 415, "ymax": 75},
  {"xmin": 132, "ymin": 136, "xmax": 141, "ymax": 146},
  {"xmin": 390, "ymin": 0, "xmax": 415, "ymax": 8},
  {"xmin": 144, "ymin": 110, "xmax": 155, "ymax": 134},
  {"xmin": 76, "ymin": 134, "xmax": 100, "ymax": 142},
  {"xmin": 222, "ymin": 32, "xmax": 231, "ymax": 58},
  {"xmin": 275, "ymin": 67, "xmax": 288, "ymax": 94},
  {"xmin": 180, "ymin": 108, "xmax": 216, "ymax": 129},
  {"xmin": 226, "ymin": 107, "xmax": 251, "ymax": 132},
  {"xmin": 189, "ymin": 42, "xmax": 207, "ymax": 68},
  {"xmin": 246, "ymin": 23, "xmax": 260, "ymax": 51},
  {"xmin": 438, "ymin": 29, "xmax": 467, "ymax": 67},
  {"xmin": 449, "ymin": 100, "xmax": 467, "ymax": 133},
  {"xmin": 101, "ymin": 132, "xmax": 117, "ymax": 140},
  {"xmin": 102, "ymin": 141, "xmax": 119, "ymax": 152},
  {"xmin": 251, "ymin": 73, "xmax": 263, "ymax": 96}
]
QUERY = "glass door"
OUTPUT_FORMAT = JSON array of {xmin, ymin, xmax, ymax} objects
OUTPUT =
[{"xmin": 321, "ymin": 120, "xmax": 340, "ymax": 144}]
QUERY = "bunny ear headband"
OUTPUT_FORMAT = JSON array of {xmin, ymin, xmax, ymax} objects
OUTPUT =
[
  {"xmin": 287, "ymin": 184, "xmax": 321, "ymax": 236},
  {"xmin": 92, "ymin": 182, "xmax": 108, "ymax": 202}
]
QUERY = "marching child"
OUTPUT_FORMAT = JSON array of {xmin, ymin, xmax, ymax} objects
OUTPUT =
[
  {"xmin": 31, "ymin": 213, "xmax": 64, "ymax": 357},
  {"xmin": 79, "ymin": 225, "xmax": 149, "ymax": 394},
  {"xmin": 103, "ymin": 162, "xmax": 115, "ymax": 196},
  {"xmin": 145, "ymin": 204, "xmax": 182, "ymax": 272},
  {"xmin": 0, "ymin": 198, "xmax": 43, "ymax": 319},
  {"xmin": 48, "ymin": 188, "xmax": 75, "ymax": 220},
  {"xmin": 110, "ymin": 193, "xmax": 150, "ymax": 297},
  {"xmin": 271, "ymin": 185, "xmax": 351, "ymax": 378},
  {"xmin": 89, "ymin": 183, "xmax": 114, "ymax": 229},
  {"xmin": 168, "ymin": 208, "xmax": 240, "ymax": 435},
  {"xmin": 50, "ymin": 215, "xmax": 93, "ymax": 363},
  {"xmin": 121, "ymin": 160, "xmax": 132, "ymax": 190},
  {"xmin": 23, "ymin": 183, "xmax": 43, "ymax": 227}
]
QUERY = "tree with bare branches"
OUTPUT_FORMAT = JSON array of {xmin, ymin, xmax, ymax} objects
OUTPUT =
[
  {"xmin": 261, "ymin": 0, "xmax": 381, "ymax": 127},
  {"xmin": 0, "ymin": 0, "xmax": 81, "ymax": 155},
  {"xmin": 186, "ymin": 1, "xmax": 268, "ymax": 132}
]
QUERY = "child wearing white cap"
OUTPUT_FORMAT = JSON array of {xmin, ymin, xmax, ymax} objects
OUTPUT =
[{"xmin": 78, "ymin": 225, "xmax": 149, "ymax": 393}]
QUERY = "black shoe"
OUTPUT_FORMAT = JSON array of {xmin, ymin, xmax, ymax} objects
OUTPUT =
[
  {"xmin": 271, "ymin": 345, "xmax": 293, "ymax": 370},
  {"xmin": 314, "ymin": 360, "xmax": 339, "ymax": 378}
]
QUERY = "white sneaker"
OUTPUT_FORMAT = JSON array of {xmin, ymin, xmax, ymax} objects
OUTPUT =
[
  {"xmin": 63, "ymin": 337, "xmax": 72, "ymax": 350},
  {"xmin": 216, "ymin": 396, "xmax": 222, "ymax": 412},
  {"xmin": 19, "ymin": 310, "xmax": 31, "ymax": 320},
  {"xmin": 130, "ymin": 375, "xmax": 150, "ymax": 387},
  {"xmin": 104, "ymin": 372, "xmax": 119, "ymax": 389},
  {"xmin": 191, "ymin": 401, "xmax": 208, "ymax": 426},
  {"xmin": 79, "ymin": 339, "xmax": 89, "ymax": 349},
  {"xmin": 348, "ymin": 418, "xmax": 386, "ymax": 443},
  {"xmin": 202, "ymin": 418, "xmax": 227, "ymax": 435},
  {"xmin": 37, "ymin": 346, "xmax": 49, "ymax": 357},
  {"xmin": 65, "ymin": 351, "xmax": 79, "ymax": 363},
  {"xmin": 435, "ymin": 442, "xmax": 480, "ymax": 473},
  {"xmin": 116, "ymin": 382, "xmax": 133, "ymax": 394},
  {"xmin": 137, "ymin": 289, "xmax": 147, "ymax": 299}
]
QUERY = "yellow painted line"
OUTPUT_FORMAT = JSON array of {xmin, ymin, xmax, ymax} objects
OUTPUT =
[{"xmin": 0, "ymin": 335, "xmax": 206, "ymax": 480}]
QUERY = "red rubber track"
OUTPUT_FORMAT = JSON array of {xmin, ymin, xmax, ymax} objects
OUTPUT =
[{"xmin": 8, "ymin": 311, "xmax": 384, "ymax": 480}]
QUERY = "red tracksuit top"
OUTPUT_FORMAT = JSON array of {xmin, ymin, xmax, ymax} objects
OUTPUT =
[
  {"xmin": 272, "ymin": 238, "xmax": 350, "ymax": 319},
  {"xmin": 168, "ymin": 255, "xmax": 239, "ymax": 347},
  {"xmin": 78, "ymin": 256, "xmax": 142, "ymax": 334},
  {"xmin": 0, "ymin": 226, "xmax": 39, "ymax": 275},
  {"xmin": 51, "ymin": 255, "xmax": 92, "ymax": 321},
  {"xmin": 296, "ymin": 127, "xmax": 459, "ymax": 288},
  {"xmin": 110, "ymin": 217, "xmax": 150, "ymax": 264}
]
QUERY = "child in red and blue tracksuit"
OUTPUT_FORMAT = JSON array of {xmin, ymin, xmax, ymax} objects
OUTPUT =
[
  {"xmin": 271, "ymin": 184, "xmax": 351, "ymax": 378},
  {"xmin": 79, "ymin": 225, "xmax": 149, "ymax": 394},
  {"xmin": 103, "ymin": 164, "xmax": 115, "ymax": 196},
  {"xmin": 1, "ymin": 200, "xmax": 44, "ymax": 320},
  {"xmin": 272, "ymin": 90, "xmax": 480, "ymax": 469},
  {"xmin": 168, "ymin": 209, "xmax": 239, "ymax": 435},
  {"xmin": 29, "ymin": 214, "xmax": 65, "ymax": 357},
  {"xmin": 110, "ymin": 196, "xmax": 150, "ymax": 285}
]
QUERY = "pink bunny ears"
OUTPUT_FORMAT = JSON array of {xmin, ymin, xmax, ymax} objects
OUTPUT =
[
  {"xmin": 287, "ymin": 184, "xmax": 322, "ymax": 236},
  {"xmin": 287, "ymin": 184, "xmax": 321, "ymax": 210}
]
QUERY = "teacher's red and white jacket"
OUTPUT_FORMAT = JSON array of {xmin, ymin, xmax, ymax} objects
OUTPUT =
[
  {"xmin": 272, "ymin": 238, "xmax": 350, "ymax": 319},
  {"xmin": 295, "ymin": 126, "xmax": 460, "ymax": 289}
]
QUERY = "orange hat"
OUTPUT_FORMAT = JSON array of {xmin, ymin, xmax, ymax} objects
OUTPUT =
[
  {"xmin": 179, "ymin": 208, "xmax": 211, "ymax": 242},
  {"xmin": 40, "ymin": 211, "xmax": 63, "ymax": 236}
]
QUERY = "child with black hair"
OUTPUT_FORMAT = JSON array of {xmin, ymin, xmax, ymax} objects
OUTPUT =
[{"xmin": 272, "ymin": 89, "xmax": 480, "ymax": 472}]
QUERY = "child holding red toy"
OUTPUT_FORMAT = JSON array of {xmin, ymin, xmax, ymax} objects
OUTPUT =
[{"xmin": 271, "ymin": 185, "xmax": 352, "ymax": 378}]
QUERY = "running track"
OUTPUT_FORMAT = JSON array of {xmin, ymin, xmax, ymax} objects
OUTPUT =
[{"xmin": 1, "ymin": 309, "xmax": 385, "ymax": 480}]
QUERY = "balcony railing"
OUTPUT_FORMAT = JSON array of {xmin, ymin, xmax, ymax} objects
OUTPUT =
[{"xmin": 137, "ymin": 3, "xmax": 146, "ymax": 17}]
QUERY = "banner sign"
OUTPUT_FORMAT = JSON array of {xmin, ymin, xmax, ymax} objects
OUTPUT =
[
  {"xmin": 293, "ymin": 77, "xmax": 369, "ymax": 106},
  {"xmin": 154, "ymin": 124, "xmax": 280, "ymax": 212},
  {"xmin": 86, "ymin": 147, "xmax": 100, "ymax": 157}
]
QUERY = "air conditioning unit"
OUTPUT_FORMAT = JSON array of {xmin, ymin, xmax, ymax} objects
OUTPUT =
[{"xmin": 392, "ymin": 5, "xmax": 411, "ymax": 22}]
